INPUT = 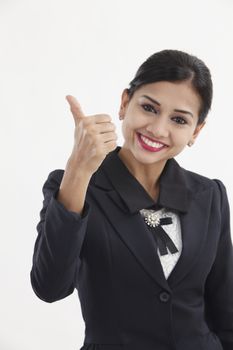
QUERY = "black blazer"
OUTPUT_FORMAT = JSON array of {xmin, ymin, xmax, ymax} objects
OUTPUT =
[{"xmin": 31, "ymin": 146, "xmax": 233, "ymax": 350}]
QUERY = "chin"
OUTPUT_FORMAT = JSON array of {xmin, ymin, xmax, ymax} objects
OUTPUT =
[{"xmin": 133, "ymin": 151, "xmax": 167, "ymax": 164}]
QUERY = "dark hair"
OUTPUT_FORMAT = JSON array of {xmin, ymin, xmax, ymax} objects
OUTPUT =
[{"xmin": 127, "ymin": 49, "xmax": 213, "ymax": 125}]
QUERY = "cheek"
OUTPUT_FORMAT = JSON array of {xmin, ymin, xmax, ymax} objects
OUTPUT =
[
  {"xmin": 122, "ymin": 117, "xmax": 142, "ymax": 133},
  {"xmin": 172, "ymin": 131, "xmax": 191, "ymax": 146}
]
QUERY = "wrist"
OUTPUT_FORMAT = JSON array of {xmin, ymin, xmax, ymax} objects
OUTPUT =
[{"xmin": 65, "ymin": 156, "xmax": 93, "ymax": 180}]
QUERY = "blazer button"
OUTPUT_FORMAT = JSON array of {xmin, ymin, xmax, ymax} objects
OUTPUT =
[{"xmin": 159, "ymin": 291, "xmax": 170, "ymax": 302}]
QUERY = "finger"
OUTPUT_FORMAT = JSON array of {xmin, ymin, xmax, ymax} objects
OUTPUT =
[
  {"xmin": 66, "ymin": 95, "xmax": 85, "ymax": 120},
  {"xmin": 93, "ymin": 114, "xmax": 112, "ymax": 124}
]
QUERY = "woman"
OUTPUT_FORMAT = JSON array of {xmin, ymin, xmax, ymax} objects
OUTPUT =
[{"xmin": 30, "ymin": 49, "xmax": 233, "ymax": 350}]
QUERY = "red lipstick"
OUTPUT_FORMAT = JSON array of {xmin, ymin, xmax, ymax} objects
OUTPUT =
[{"xmin": 136, "ymin": 133, "xmax": 168, "ymax": 152}]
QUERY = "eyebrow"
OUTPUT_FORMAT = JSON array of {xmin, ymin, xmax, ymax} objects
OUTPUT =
[{"xmin": 141, "ymin": 94, "xmax": 194, "ymax": 118}]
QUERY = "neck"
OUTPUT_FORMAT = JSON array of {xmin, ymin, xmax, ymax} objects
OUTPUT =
[{"xmin": 117, "ymin": 146, "xmax": 167, "ymax": 192}]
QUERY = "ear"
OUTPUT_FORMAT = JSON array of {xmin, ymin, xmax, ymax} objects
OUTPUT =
[
  {"xmin": 119, "ymin": 88, "xmax": 130, "ymax": 119},
  {"xmin": 190, "ymin": 120, "xmax": 206, "ymax": 144}
]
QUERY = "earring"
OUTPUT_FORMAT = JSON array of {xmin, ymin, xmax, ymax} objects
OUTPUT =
[{"xmin": 188, "ymin": 141, "xmax": 193, "ymax": 147}]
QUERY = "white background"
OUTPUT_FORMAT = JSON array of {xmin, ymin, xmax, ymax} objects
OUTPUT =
[{"xmin": 0, "ymin": 0, "xmax": 233, "ymax": 349}]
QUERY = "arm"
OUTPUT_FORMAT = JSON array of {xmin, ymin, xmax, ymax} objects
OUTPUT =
[
  {"xmin": 30, "ymin": 168, "xmax": 91, "ymax": 303},
  {"xmin": 30, "ymin": 94, "xmax": 117, "ymax": 303},
  {"xmin": 204, "ymin": 179, "xmax": 233, "ymax": 350}
]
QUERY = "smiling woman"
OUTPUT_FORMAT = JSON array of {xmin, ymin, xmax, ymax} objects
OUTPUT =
[
  {"xmin": 117, "ymin": 50, "xmax": 210, "ymax": 188},
  {"xmin": 31, "ymin": 49, "xmax": 233, "ymax": 350},
  {"xmin": 118, "ymin": 79, "xmax": 205, "ymax": 190}
]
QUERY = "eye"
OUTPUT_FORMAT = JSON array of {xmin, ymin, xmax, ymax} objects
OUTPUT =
[
  {"xmin": 172, "ymin": 116, "xmax": 188, "ymax": 125},
  {"xmin": 141, "ymin": 104, "xmax": 158, "ymax": 114}
]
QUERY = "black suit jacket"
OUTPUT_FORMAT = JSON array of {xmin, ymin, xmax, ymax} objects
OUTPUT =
[{"xmin": 30, "ymin": 146, "xmax": 233, "ymax": 350}]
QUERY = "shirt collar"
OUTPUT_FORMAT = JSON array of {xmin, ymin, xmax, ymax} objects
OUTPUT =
[{"xmin": 96, "ymin": 146, "xmax": 193, "ymax": 214}]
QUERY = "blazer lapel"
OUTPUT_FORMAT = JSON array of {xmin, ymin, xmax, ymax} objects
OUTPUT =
[
  {"xmin": 167, "ymin": 187, "xmax": 214, "ymax": 287},
  {"xmin": 89, "ymin": 185, "xmax": 171, "ymax": 291},
  {"xmin": 89, "ymin": 148, "xmax": 214, "ymax": 290}
]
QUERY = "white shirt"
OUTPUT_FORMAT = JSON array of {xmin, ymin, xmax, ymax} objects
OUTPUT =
[{"xmin": 139, "ymin": 208, "xmax": 182, "ymax": 279}]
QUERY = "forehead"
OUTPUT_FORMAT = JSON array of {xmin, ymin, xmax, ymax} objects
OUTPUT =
[{"xmin": 134, "ymin": 81, "xmax": 201, "ymax": 115}]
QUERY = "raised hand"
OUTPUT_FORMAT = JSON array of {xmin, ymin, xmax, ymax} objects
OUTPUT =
[{"xmin": 66, "ymin": 95, "xmax": 118, "ymax": 174}]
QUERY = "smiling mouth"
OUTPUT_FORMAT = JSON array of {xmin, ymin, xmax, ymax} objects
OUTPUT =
[{"xmin": 137, "ymin": 133, "xmax": 169, "ymax": 152}]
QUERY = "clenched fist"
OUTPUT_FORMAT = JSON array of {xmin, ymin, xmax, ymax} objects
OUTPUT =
[{"xmin": 66, "ymin": 95, "xmax": 118, "ymax": 175}]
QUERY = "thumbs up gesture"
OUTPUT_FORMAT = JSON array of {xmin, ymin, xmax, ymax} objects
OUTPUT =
[{"xmin": 66, "ymin": 95, "xmax": 118, "ymax": 175}]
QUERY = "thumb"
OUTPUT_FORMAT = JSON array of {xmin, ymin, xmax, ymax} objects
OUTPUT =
[{"xmin": 66, "ymin": 95, "xmax": 85, "ymax": 122}]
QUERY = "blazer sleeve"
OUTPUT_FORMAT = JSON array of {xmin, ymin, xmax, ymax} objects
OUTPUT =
[
  {"xmin": 30, "ymin": 169, "xmax": 91, "ymax": 303},
  {"xmin": 204, "ymin": 179, "xmax": 233, "ymax": 350}
]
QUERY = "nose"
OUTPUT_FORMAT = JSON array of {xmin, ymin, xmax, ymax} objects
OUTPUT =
[{"xmin": 145, "ymin": 115, "xmax": 169, "ymax": 139}]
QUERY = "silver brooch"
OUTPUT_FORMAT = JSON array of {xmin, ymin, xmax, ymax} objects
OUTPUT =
[{"xmin": 140, "ymin": 209, "xmax": 162, "ymax": 227}]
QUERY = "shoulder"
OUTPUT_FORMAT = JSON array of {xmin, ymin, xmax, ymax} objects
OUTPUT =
[
  {"xmin": 41, "ymin": 169, "xmax": 65, "ymax": 195},
  {"xmin": 43, "ymin": 168, "xmax": 65, "ymax": 184},
  {"xmin": 181, "ymin": 165, "xmax": 221, "ymax": 186},
  {"xmin": 41, "ymin": 168, "xmax": 97, "ymax": 194},
  {"xmin": 179, "ymin": 162, "xmax": 227, "ymax": 203}
]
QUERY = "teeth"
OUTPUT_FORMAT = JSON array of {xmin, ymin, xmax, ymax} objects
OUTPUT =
[{"xmin": 140, "ymin": 134, "xmax": 165, "ymax": 148}]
